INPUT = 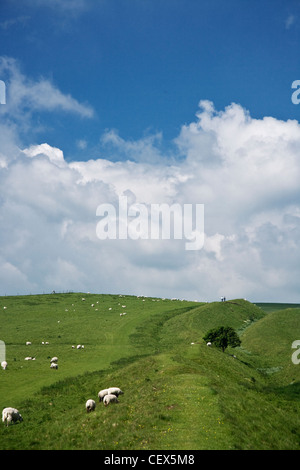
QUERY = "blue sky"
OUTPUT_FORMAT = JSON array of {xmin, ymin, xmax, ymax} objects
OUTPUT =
[
  {"xmin": 1, "ymin": 0, "xmax": 299, "ymax": 159},
  {"xmin": 1, "ymin": 0, "xmax": 300, "ymax": 302}
]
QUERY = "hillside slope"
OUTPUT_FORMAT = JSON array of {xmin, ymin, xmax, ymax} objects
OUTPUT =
[
  {"xmin": 241, "ymin": 307, "xmax": 300, "ymax": 386},
  {"xmin": 0, "ymin": 294, "xmax": 299, "ymax": 450}
]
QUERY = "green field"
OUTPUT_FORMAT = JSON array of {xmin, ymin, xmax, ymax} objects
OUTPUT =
[{"xmin": 0, "ymin": 293, "xmax": 299, "ymax": 450}]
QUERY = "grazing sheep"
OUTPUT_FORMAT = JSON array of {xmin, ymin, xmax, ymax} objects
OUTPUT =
[
  {"xmin": 26, "ymin": 341, "xmax": 31, "ymax": 346},
  {"xmin": 24, "ymin": 356, "xmax": 35, "ymax": 360},
  {"xmin": 50, "ymin": 362, "xmax": 58, "ymax": 369},
  {"xmin": 50, "ymin": 357, "xmax": 58, "ymax": 363},
  {"xmin": 103, "ymin": 394, "xmax": 119, "ymax": 406},
  {"xmin": 1, "ymin": 361, "xmax": 7, "ymax": 370},
  {"xmin": 86, "ymin": 399, "xmax": 96, "ymax": 412},
  {"xmin": 2, "ymin": 407, "xmax": 23, "ymax": 426},
  {"xmin": 77, "ymin": 345, "xmax": 81, "ymax": 349},
  {"xmin": 108, "ymin": 387, "xmax": 124, "ymax": 397},
  {"xmin": 206, "ymin": 342, "xmax": 212, "ymax": 347},
  {"xmin": 98, "ymin": 389, "xmax": 110, "ymax": 402}
]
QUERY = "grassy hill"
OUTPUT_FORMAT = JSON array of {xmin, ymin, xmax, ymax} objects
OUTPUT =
[{"xmin": 0, "ymin": 293, "xmax": 299, "ymax": 450}]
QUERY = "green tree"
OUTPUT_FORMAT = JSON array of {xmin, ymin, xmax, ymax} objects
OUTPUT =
[{"xmin": 203, "ymin": 326, "xmax": 241, "ymax": 352}]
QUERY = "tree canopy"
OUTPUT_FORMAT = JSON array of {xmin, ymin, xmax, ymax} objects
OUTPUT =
[{"xmin": 203, "ymin": 326, "xmax": 241, "ymax": 352}]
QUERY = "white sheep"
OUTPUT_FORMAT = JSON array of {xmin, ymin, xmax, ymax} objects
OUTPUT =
[
  {"xmin": 1, "ymin": 361, "xmax": 7, "ymax": 370},
  {"xmin": 98, "ymin": 388, "xmax": 110, "ymax": 402},
  {"xmin": 86, "ymin": 399, "xmax": 96, "ymax": 412},
  {"xmin": 2, "ymin": 407, "xmax": 23, "ymax": 426},
  {"xmin": 206, "ymin": 342, "xmax": 212, "ymax": 347},
  {"xmin": 103, "ymin": 394, "xmax": 119, "ymax": 406},
  {"xmin": 26, "ymin": 341, "xmax": 31, "ymax": 346},
  {"xmin": 77, "ymin": 344, "xmax": 81, "ymax": 349},
  {"xmin": 50, "ymin": 357, "xmax": 58, "ymax": 363},
  {"xmin": 108, "ymin": 387, "xmax": 124, "ymax": 397},
  {"xmin": 50, "ymin": 362, "xmax": 58, "ymax": 369}
]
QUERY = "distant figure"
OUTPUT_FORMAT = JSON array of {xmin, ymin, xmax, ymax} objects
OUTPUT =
[{"xmin": 221, "ymin": 296, "xmax": 226, "ymax": 302}]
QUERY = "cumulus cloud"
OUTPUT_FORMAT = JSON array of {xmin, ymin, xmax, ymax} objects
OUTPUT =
[{"xmin": 1, "ymin": 89, "xmax": 300, "ymax": 301}]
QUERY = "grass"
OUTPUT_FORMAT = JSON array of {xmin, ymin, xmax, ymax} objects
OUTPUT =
[{"xmin": 0, "ymin": 293, "xmax": 299, "ymax": 450}]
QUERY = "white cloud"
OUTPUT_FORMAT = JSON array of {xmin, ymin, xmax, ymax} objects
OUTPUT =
[
  {"xmin": 101, "ymin": 129, "xmax": 168, "ymax": 164},
  {"xmin": 22, "ymin": 143, "xmax": 66, "ymax": 167},
  {"xmin": 0, "ymin": 56, "xmax": 94, "ymax": 120},
  {"xmin": 285, "ymin": 14, "xmax": 296, "ymax": 29},
  {"xmin": 1, "ymin": 91, "xmax": 300, "ymax": 301},
  {"xmin": 76, "ymin": 139, "xmax": 88, "ymax": 150}
]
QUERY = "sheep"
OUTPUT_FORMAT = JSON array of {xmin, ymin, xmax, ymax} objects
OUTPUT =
[
  {"xmin": 206, "ymin": 342, "xmax": 212, "ymax": 347},
  {"xmin": 98, "ymin": 389, "xmax": 110, "ymax": 402},
  {"xmin": 50, "ymin": 362, "xmax": 58, "ymax": 369},
  {"xmin": 86, "ymin": 399, "xmax": 96, "ymax": 412},
  {"xmin": 2, "ymin": 407, "xmax": 23, "ymax": 426},
  {"xmin": 26, "ymin": 341, "xmax": 31, "ymax": 346},
  {"xmin": 108, "ymin": 387, "xmax": 124, "ymax": 397},
  {"xmin": 103, "ymin": 394, "xmax": 119, "ymax": 406},
  {"xmin": 50, "ymin": 357, "xmax": 58, "ymax": 363},
  {"xmin": 1, "ymin": 361, "xmax": 7, "ymax": 370},
  {"xmin": 77, "ymin": 344, "xmax": 82, "ymax": 349}
]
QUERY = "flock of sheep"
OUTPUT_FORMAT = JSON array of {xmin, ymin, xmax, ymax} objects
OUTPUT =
[
  {"xmin": 2, "ymin": 294, "xmax": 187, "ymax": 429},
  {"xmin": 2, "ymin": 386, "xmax": 124, "ymax": 426},
  {"xmin": 85, "ymin": 386, "xmax": 124, "ymax": 413}
]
